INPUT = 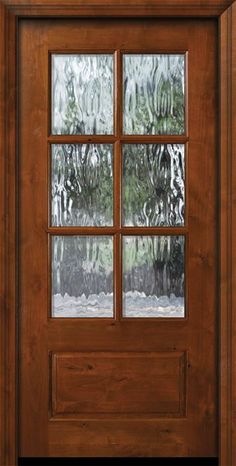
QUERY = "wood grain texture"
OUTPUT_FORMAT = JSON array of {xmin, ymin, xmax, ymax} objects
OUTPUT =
[
  {"xmin": 0, "ymin": 0, "xmax": 234, "ymax": 17},
  {"xmin": 220, "ymin": 3, "xmax": 236, "ymax": 466},
  {"xmin": 0, "ymin": 3, "xmax": 6, "ymax": 465},
  {"xmin": 0, "ymin": 1, "xmax": 235, "ymax": 465},
  {"xmin": 1, "ymin": 0, "xmax": 234, "ymax": 5},
  {"xmin": 219, "ymin": 9, "xmax": 231, "ymax": 466},
  {"xmin": 48, "ymin": 135, "xmax": 188, "ymax": 143},
  {"xmin": 51, "ymin": 352, "xmax": 187, "ymax": 417},
  {"xmin": 0, "ymin": 4, "xmax": 18, "ymax": 466},
  {"xmin": 5, "ymin": 11, "xmax": 18, "ymax": 464},
  {"xmin": 231, "ymin": 7, "xmax": 236, "ymax": 465},
  {"xmin": 19, "ymin": 17, "xmax": 217, "ymax": 458},
  {"xmin": 48, "ymin": 419, "xmax": 190, "ymax": 457},
  {"xmin": 18, "ymin": 15, "xmax": 49, "ymax": 456}
]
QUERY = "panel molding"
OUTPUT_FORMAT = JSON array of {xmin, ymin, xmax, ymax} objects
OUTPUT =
[
  {"xmin": 0, "ymin": 0, "xmax": 235, "ymax": 464},
  {"xmin": 51, "ymin": 351, "xmax": 187, "ymax": 419}
]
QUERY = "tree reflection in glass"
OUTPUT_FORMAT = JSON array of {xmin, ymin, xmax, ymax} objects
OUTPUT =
[
  {"xmin": 51, "ymin": 144, "xmax": 113, "ymax": 227},
  {"xmin": 123, "ymin": 144, "xmax": 185, "ymax": 227},
  {"xmin": 52, "ymin": 54, "xmax": 114, "ymax": 135},
  {"xmin": 123, "ymin": 54, "xmax": 185, "ymax": 134},
  {"xmin": 52, "ymin": 236, "xmax": 113, "ymax": 317},
  {"xmin": 123, "ymin": 236, "xmax": 185, "ymax": 318}
]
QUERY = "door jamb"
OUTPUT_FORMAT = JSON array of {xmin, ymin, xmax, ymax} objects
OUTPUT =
[{"xmin": 0, "ymin": 1, "xmax": 235, "ymax": 465}]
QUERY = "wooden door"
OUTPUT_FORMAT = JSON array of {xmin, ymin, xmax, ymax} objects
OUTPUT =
[{"xmin": 19, "ymin": 18, "xmax": 217, "ymax": 457}]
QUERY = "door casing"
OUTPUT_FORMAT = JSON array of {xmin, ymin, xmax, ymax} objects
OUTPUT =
[{"xmin": 0, "ymin": 1, "xmax": 236, "ymax": 465}]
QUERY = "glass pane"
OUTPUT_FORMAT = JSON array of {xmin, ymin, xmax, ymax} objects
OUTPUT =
[
  {"xmin": 52, "ymin": 236, "xmax": 113, "ymax": 318},
  {"xmin": 123, "ymin": 236, "xmax": 185, "ymax": 318},
  {"xmin": 123, "ymin": 54, "xmax": 185, "ymax": 135},
  {"xmin": 52, "ymin": 54, "xmax": 114, "ymax": 135},
  {"xmin": 123, "ymin": 144, "xmax": 185, "ymax": 226},
  {"xmin": 51, "ymin": 144, "xmax": 113, "ymax": 226}
]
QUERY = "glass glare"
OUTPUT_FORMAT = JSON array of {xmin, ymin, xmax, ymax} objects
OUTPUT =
[
  {"xmin": 123, "ymin": 144, "xmax": 185, "ymax": 226},
  {"xmin": 52, "ymin": 236, "xmax": 113, "ymax": 318},
  {"xmin": 51, "ymin": 144, "xmax": 113, "ymax": 227},
  {"xmin": 123, "ymin": 54, "xmax": 185, "ymax": 134},
  {"xmin": 52, "ymin": 54, "xmax": 114, "ymax": 135},
  {"xmin": 123, "ymin": 236, "xmax": 185, "ymax": 318}
]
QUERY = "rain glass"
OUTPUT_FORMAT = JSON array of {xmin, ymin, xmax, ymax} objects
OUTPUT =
[
  {"xmin": 123, "ymin": 236, "xmax": 185, "ymax": 318},
  {"xmin": 52, "ymin": 236, "xmax": 113, "ymax": 318},
  {"xmin": 123, "ymin": 144, "xmax": 185, "ymax": 226},
  {"xmin": 123, "ymin": 54, "xmax": 185, "ymax": 134},
  {"xmin": 52, "ymin": 54, "xmax": 114, "ymax": 135},
  {"xmin": 51, "ymin": 144, "xmax": 113, "ymax": 227}
]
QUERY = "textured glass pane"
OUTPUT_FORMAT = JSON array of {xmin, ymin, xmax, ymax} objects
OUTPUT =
[
  {"xmin": 51, "ymin": 144, "xmax": 113, "ymax": 226},
  {"xmin": 52, "ymin": 54, "xmax": 113, "ymax": 135},
  {"xmin": 123, "ymin": 54, "xmax": 185, "ymax": 134},
  {"xmin": 52, "ymin": 236, "xmax": 113, "ymax": 318},
  {"xmin": 123, "ymin": 236, "xmax": 184, "ymax": 318},
  {"xmin": 123, "ymin": 144, "xmax": 185, "ymax": 226}
]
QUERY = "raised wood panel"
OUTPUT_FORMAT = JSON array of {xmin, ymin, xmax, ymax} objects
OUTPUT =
[{"xmin": 51, "ymin": 351, "xmax": 187, "ymax": 418}]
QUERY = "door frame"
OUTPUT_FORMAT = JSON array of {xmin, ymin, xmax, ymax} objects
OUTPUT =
[{"xmin": 0, "ymin": 1, "xmax": 235, "ymax": 465}]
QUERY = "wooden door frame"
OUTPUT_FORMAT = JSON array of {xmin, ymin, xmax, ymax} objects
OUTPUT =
[{"xmin": 0, "ymin": 1, "xmax": 235, "ymax": 464}]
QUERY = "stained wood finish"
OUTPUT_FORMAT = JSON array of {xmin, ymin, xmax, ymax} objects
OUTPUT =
[
  {"xmin": 0, "ymin": 6, "xmax": 18, "ymax": 466},
  {"xmin": 0, "ymin": 4, "xmax": 6, "ymax": 464},
  {"xmin": 220, "ymin": 4, "xmax": 236, "ymax": 466},
  {"xmin": 49, "ymin": 420, "xmax": 190, "ymax": 457},
  {"xmin": 1, "ymin": 0, "xmax": 235, "ymax": 17},
  {"xmin": 0, "ymin": 1, "xmax": 235, "ymax": 465},
  {"xmin": 231, "ymin": 8, "xmax": 236, "ymax": 465},
  {"xmin": 18, "ymin": 18, "xmax": 217, "ymax": 457},
  {"xmin": 52, "ymin": 352, "xmax": 186, "ymax": 417},
  {"xmin": 48, "ymin": 135, "xmax": 188, "ymax": 143}
]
